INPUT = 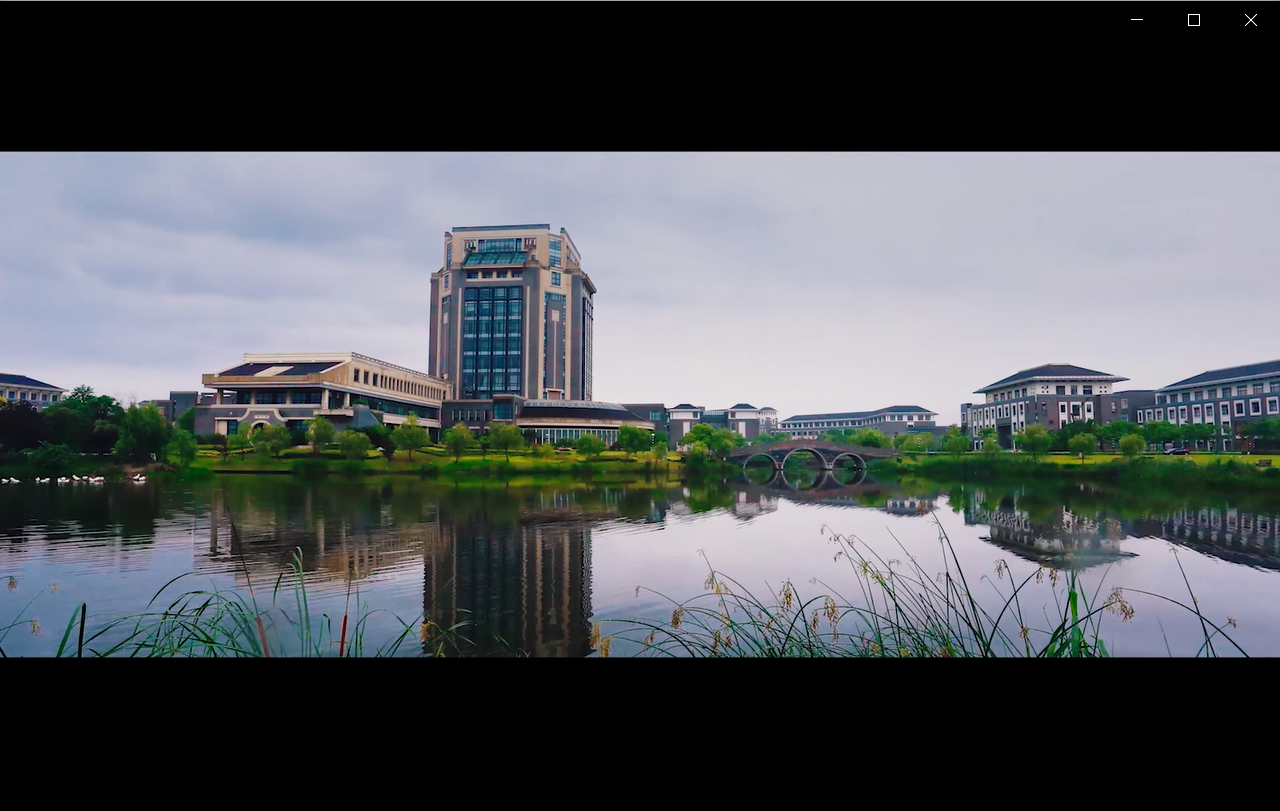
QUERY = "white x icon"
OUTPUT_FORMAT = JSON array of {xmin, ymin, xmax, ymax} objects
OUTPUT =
[{"xmin": 1245, "ymin": 14, "xmax": 1257, "ymax": 26}]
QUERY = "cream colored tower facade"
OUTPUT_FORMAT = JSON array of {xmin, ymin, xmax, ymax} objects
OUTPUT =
[{"xmin": 427, "ymin": 224, "xmax": 596, "ymax": 401}]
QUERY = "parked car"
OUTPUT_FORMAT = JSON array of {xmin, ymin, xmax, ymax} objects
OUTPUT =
[{"xmin": 1163, "ymin": 448, "xmax": 1190, "ymax": 456}]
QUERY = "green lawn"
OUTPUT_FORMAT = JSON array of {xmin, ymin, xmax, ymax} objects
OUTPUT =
[
  {"xmin": 1032, "ymin": 452, "xmax": 1280, "ymax": 467},
  {"xmin": 190, "ymin": 445, "xmax": 679, "ymax": 475}
]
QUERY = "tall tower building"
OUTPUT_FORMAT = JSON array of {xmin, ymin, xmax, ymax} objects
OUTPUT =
[{"xmin": 428, "ymin": 224, "xmax": 596, "ymax": 401}]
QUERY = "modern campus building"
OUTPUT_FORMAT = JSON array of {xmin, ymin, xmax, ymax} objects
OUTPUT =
[
  {"xmin": 965, "ymin": 363, "xmax": 1131, "ymax": 450},
  {"xmin": 0, "ymin": 374, "xmax": 66, "ymax": 410},
  {"xmin": 428, "ymin": 224, "xmax": 596, "ymax": 402},
  {"xmin": 1147, "ymin": 359, "xmax": 1280, "ymax": 450},
  {"xmin": 780, "ymin": 405, "xmax": 940, "ymax": 440},
  {"xmin": 645, "ymin": 403, "xmax": 779, "ymax": 449},
  {"xmin": 193, "ymin": 352, "xmax": 452, "ymax": 438},
  {"xmin": 440, "ymin": 396, "xmax": 654, "ymax": 447}
]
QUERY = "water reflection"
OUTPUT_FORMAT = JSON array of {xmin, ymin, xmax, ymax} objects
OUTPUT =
[{"xmin": 3, "ymin": 473, "xmax": 1279, "ymax": 656}]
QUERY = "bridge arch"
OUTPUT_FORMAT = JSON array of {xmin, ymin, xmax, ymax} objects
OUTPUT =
[
  {"xmin": 831, "ymin": 452, "xmax": 867, "ymax": 470},
  {"xmin": 782, "ymin": 447, "xmax": 827, "ymax": 469},
  {"xmin": 741, "ymin": 452, "xmax": 780, "ymax": 471}
]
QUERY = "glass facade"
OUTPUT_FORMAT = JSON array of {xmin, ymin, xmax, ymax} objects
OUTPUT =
[
  {"xmin": 543, "ymin": 292, "xmax": 566, "ymax": 393},
  {"xmin": 533, "ymin": 427, "xmax": 617, "ymax": 445},
  {"xmin": 478, "ymin": 238, "xmax": 521, "ymax": 253},
  {"xmin": 462, "ymin": 286, "xmax": 523, "ymax": 397},
  {"xmin": 446, "ymin": 242, "xmax": 452, "ymax": 268},
  {"xmin": 580, "ymin": 293, "xmax": 593, "ymax": 401},
  {"xmin": 549, "ymin": 238, "xmax": 562, "ymax": 268}
]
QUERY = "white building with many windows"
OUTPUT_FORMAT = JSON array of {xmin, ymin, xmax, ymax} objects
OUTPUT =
[
  {"xmin": 1148, "ymin": 359, "xmax": 1280, "ymax": 450},
  {"xmin": 0, "ymin": 374, "xmax": 66, "ymax": 410}
]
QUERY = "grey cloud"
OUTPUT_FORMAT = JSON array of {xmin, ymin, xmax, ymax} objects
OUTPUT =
[{"xmin": 2, "ymin": 152, "xmax": 1277, "ymax": 423}]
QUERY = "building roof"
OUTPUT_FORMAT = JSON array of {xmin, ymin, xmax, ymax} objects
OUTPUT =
[
  {"xmin": 214, "ymin": 361, "xmax": 344, "ymax": 377},
  {"xmin": 0, "ymin": 374, "xmax": 63, "ymax": 390},
  {"xmin": 520, "ymin": 400, "xmax": 654, "ymax": 424},
  {"xmin": 758, "ymin": 406, "xmax": 776, "ymax": 412},
  {"xmin": 670, "ymin": 403, "xmax": 699, "ymax": 410},
  {"xmin": 976, "ymin": 364, "xmax": 1127, "ymax": 393},
  {"xmin": 729, "ymin": 403, "xmax": 756, "ymax": 410},
  {"xmin": 782, "ymin": 405, "xmax": 936, "ymax": 422},
  {"xmin": 452, "ymin": 224, "xmax": 551, "ymax": 233},
  {"xmin": 462, "ymin": 251, "xmax": 527, "ymax": 266},
  {"xmin": 1161, "ymin": 359, "xmax": 1280, "ymax": 389}
]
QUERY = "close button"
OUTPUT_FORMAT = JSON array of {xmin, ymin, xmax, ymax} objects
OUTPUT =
[{"xmin": 1245, "ymin": 14, "xmax": 1257, "ymax": 26}]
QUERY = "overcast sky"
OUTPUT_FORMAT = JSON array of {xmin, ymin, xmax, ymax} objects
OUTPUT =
[{"xmin": 2, "ymin": 153, "xmax": 1278, "ymax": 425}]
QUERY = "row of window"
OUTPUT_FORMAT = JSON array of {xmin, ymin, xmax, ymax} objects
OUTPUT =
[
  {"xmin": 4, "ymin": 390, "xmax": 58, "ymax": 403},
  {"xmin": 350, "ymin": 367, "xmax": 444, "ymax": 400},
  {"xmin": 993, "ymin": 384, "xmax": 1097, "ymax": 402},
  {"xmin": 462, "ymin": 286, "xmax": 524, "ymax": 396},
  {"xmin": 1156, "ymin": 382, "xmax": 1280, "ymax": 405},
  {"xmin": 1139, "ymin": 398, "xmax": 1280, "ymax": 424},
  {"xmin": 533, "ymin": 427, "xmax": 617, "ymax": 445},
  {"xmin": 465, "ymin": 269, "xmax": 523, "ymax": 280},
  {"xmin": 234, "ymin": 390, "xmax": 324, "ymax": 405},
  {"xmin": 782, "ymin": 413, "xmax": 930, "ymax": 431}
]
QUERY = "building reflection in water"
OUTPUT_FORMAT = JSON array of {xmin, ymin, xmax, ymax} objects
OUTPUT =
[
  {"xmin": 962, "ymin": 488, "xmax": 1131, "ymax": 568},
  {"xmin": 1160, "ymin": 507, "xmax": 1280, "ymax": 569},
  {"xmin": 423, "ymin": 520, "xmax": 593, "ymax": 658}
]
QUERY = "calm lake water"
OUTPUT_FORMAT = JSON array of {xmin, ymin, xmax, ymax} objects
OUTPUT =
[{"xmin": 3, "ymin": 471, "xmax": 1279, "ymax": 657}]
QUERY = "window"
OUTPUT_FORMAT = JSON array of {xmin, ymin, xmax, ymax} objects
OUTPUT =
[
  {"xmin": 1156, "ymin": 394, "xmax": 1165, "ymax": 405},
  {"xmin": 482, "ymin": 271, "xmax": 493, "ymax": 279},
  {"xmin": 1179, "ymin": 406, "xmax": 1188, "ymax": 422},
  {"xmin": 1137, "ymin": 411, "xmax": 1145, "ymax": 424},
  {"xmin": 1271, "ymin": 383, "xmax": 1280, "ymax": 394},
  {"xmin": 444, "ymin": 274, "xmax": 449, "ymax": 289},
  {"xmin": 446, "ymin": 242, "xmax": 452, "ymax": 269},
  {"xmin": 225, "ymin": 420, "xmax": 238, "ymax": 435},
  {"xmin": 1237, "ymin": 386, "xmax": 1247, "ymax": 396},
  {"xmin": 51, "ymin": 395, "xmax": 58, "ymax": 403},
  {"xmin": 466, "ymin": 271, "xmax": 478, "ymax": 279},
  {"xmin": 1056, "ymin": 386, "xmax": 1066, "ymax": 395},
  {"xmin": 1250, "ymin": 399, "xmax": 1262, "ymax": 416},
  {"xmin": 372, "ymin": 374, "xmax": 379, "ymax": 387},
  {"xmin": 1252, "ymin": 384, "xmax": 1264, "ymax": 395},
  {"xmin": 1070, "ymin": 385, "xmax": 1078, "ymax": 395},
  {"xmin": 353, "ymin": 368, "xmax": 360, "ymax": 382},
  {"xmin": 1083, "ymin": 386, "xmax": 1093, "ymax": 395},
  {"xmin": 1192, "ymin": 405, "xmax": 1201, "ymax": 420},
  {"xmin": 1267, "ymin": 397, "xmax": 1279, "ymax": 415},
  {"xmin": 551, "ymin": 271, "xmax": 561, "ymax": 286},
  {"xmin": 363, "ymin": 371, "xmax": 369, "ymax": 385},
  {"xmin": 1235, "ymin": 401, "xmax": 1245, "ymax": 416},
  {"xmin": 549, "ymin": 238, "xmax": 562, "ymax": 268},
  {"xmin": 1155, "ymin": 408, "xmax": 1163, "ymax": 420},
  {"xmin": 1205, "ymin": 403, "xmax": 1215, "ymax": 419}
]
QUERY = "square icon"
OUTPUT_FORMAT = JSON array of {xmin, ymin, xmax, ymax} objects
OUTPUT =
[{"xmin": 1188, "ymin": 13, "xmax": 1201, "ymax": 26}]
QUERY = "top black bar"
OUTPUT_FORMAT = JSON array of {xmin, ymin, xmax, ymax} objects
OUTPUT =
[{"xmin": 812, "ymin": 2, "xmax": 1274, "ymax": 34}]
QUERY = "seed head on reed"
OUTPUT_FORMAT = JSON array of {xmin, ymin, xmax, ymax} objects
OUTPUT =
[
  {"xmin": 643, "ymin": 630, "xmax": 656, "ymax": 646},
  {"xmin": 823, "ymin": 596, "xmax": 839, "ymax": 627},
  {"xmin": 670, "ymin": 607, "xmax": 684, "ymax": 629},
  {"xmin": 704, "ymin": 573, "xmax": 716, "ymax": 591},
  {"xmin": 1228, "ymin": 617, "xmax": 1238, "ymax": 629},
  {"xmin": 50, "ymin": 582, "xmax": 58, "ymax": 594},
  {"xmin": 420, "ymin": 621, "xmax": 437, "ymax": 642},
  {"xmin": 29, "ymin": 619, "xmax": 40, "ymax": 636},
  {"xmin": 779, "ymin": 581, "xmax": 794, "ymax": 611},
  {"xmin": 1034, "ymin": 568, "xmax": 1045, "ymax": 584},
  {"xmin": 6, "ymin": 577, "xmax": 15, "ymax": 591},
  {"xmin": 1019, "ymin": 626, "xmax": 1030, "ymax": 642},
  {"xmin": 589, "ymin": 622, "xmax": 601, "ymax": 648},
  {"xmin": 810, "ymin": 610, "xmax": 820, "ymax": 632},
  {"xmin": 994, "ymin": 560, "xmax": 1006, "ymax": 580},
  {"xmin": 598, "ymin": 636, "xmax": 613, "ymax": 658},
  {"xmin": 1049, "ymin": 569, "xmax": 1061, "ymax": 587}
]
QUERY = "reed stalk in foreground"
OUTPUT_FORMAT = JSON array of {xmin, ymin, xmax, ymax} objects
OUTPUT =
[{"xmin": 593, "ymin": 512, "xmax": 1246, "ymax": 658}]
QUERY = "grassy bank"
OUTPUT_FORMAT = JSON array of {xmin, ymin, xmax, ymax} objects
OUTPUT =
[{"xmin": 875, "ymin": 452, "xmax": 1280, "ymax": 491}]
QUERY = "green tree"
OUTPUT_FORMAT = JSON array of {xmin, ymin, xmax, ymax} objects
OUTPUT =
[
  {"xmin": 1118, "ymin": 433, "xmax": 1146, "ymax": 460},
  {"xmin": 1143, "ymin": 421, "xmax": 1180, "ymax": 452},
  {"xmin": 114, "ymin": 403, "xmax": 172, "ymax": 464},
  {"xmin": 337, "ymin": 429, "xmax": 373, "ymax": 460},
  {"xmin": 478, "ymin": 436, "xmax": 491, "ymax": 459},
  {"xmin": 979, "ymin": 427, "xmax": 1001, "ymax": 454},
  {"xmin": 521, "ymin": 428, "xmax": 539, "ymax": 446},
  {"xmin": 1068, "ymin": 433, "xmax": 1097, "ymax": 464},
  {"xmin": 618, "ymin": 424, "xmax": 651, "ymax": 460},
  {"xmin": 443, "ymin": 422, "xmax": 472, "ymax": 462},
  {"xmin": 903, "ymin": 433, "xmax": 935, "ymax": 453},
  {"xmin": 166, "ymin": 428, "xmax": 198, "ymax": 470},
  {"xmin": 941, "ymin": 426, "xmax": 969, "ymax": 456},
  {"xmin": 1014, "ymin": 424, "xmax": 1053, "ymax": 460},
  {"xmin": 30, "ymin": 442, "xmax": 73, "ymax": 476},
  {"xmin": 227, "ymin": 427, "xmax": 253, "ymax": 458},
  {"xmin": 261, "ymin": 424, "xmax": 292, "ymax": 459},
  {"xmin": 308, "ymin": 415, "xmax": 335, "ymax": 455},
  {"xmin": 683, "ymin": 440, "xmax": 710, "ymax": 471},
  {"xmin": 892, "ymin": 433, "xmax": 911, "ymax": 450},
  {"xmin": 851, "ymin": 428, "xmax": 888, "ymax": 448},
  {"xmin": 680, "ymin": 423, "xmax": 717, "ymax": 448},
  {"xmin": 177, "ymin": 408, "xmax": 195, "ymax": 434},
  {"xmin": 488, "ymin": 423, "xmax": 525, "ymax": 461},
  {"xmin": 1181, "ymin": 422, "xmax": 1216, "ymax": 451},
  {"xmin": 576, "ymin": 433, "xmax": 606, "ymax": 459},
  {"xmin": 392, "ymin": 413, "xmax": 429, "ymax": 461},
  {"xmin": 652, "ymin": 430, "xmax": 669, "ymax": 449}
]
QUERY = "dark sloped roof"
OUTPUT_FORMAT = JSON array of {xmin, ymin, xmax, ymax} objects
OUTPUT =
[
  {"xmin": 671, "ymin": 403, "xmax": 698, "ymax": 410},
  {"xmin": 758, "ymin": 406, "xmax": 776, "ymax": 411},
  {"xmin": 782, "ymin": 405, "xmax": 935, "ymax": 422},
  {"xmin": 729, "ymin": 403, "xmax": 756, "ymax": 409},
  {"xmin": 1162, "ymin": 359, "xmax": 1280, "ymax": 389},
  {"xmin": 519, "ymin": 401, "xmax": 653, "ymax": 423},
  {"xmin": 0, "ymin": 374, "xmax": 62, "ymax": 389},
  {"xmin": 977, "ymin": 364, "xmax": 1126, "ymax": 393},
  {"xmin": 214, "ymin": 362, "xmax": 343, "ymax": 377}
]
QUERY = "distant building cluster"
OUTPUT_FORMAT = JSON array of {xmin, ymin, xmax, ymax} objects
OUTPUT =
[
  {"xmin": 0, "ymin": 374, "xmax": 65, "ymax": 410},
  {"xmin": 963, "ymin": 360, "xmax": 1280, "ymax": 451}
]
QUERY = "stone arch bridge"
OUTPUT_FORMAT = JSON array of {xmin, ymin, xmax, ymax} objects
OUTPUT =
[{"xmin": 728, "ymin": 440, "xmax": 897, "ymax": 471}]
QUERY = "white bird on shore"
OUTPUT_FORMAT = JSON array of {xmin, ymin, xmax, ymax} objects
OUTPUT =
[
  {"xmin": 8, "ymin": 478, "xmax": 19, "ymax": 484},
  {"xmin": 0, "ymin": 478, "xmax": 9, "ymax": 484},
  {"xmin": 57, "ymin": 477, "xmax": 70, "ymax": 484}
]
